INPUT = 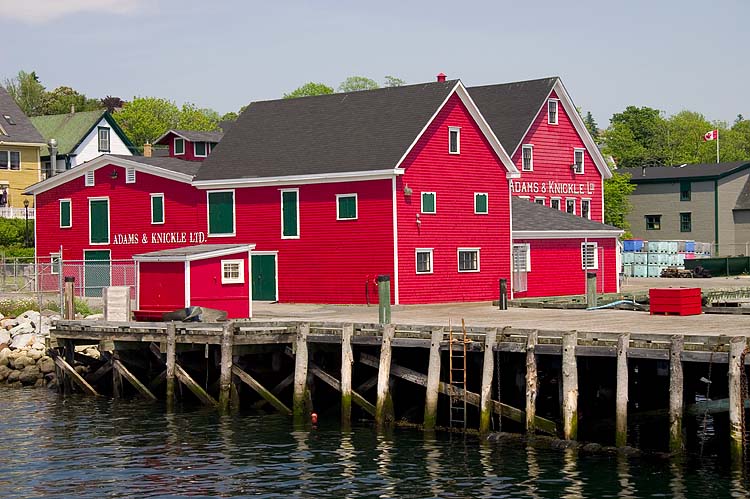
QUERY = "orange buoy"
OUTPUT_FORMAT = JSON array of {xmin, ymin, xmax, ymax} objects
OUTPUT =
[{"xmin": 311, "ymin": 412, "xmax": 318, "ymax": 425}]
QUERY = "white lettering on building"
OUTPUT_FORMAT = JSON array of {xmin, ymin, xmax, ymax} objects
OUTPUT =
[{"xmin": 112, "ymin": 231, "xmax": 206, "ymax": 245}]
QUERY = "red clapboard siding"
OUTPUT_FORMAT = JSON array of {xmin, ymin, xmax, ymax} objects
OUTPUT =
[
  {"xmin": 397, "ymin": 93, "xmax": 511, "ymax": 304},
  {"xmin": 189, "ymin": 253, "xmax": 250, "ymax": 318},
  {"xmin": 162, "ymin": 132, "xmax": 208, "ymax": 161},
  {"xmin": 138, "ymin": 261, "xmax": 185, "ymax": 311},
  {"xmin": 511, "ymin": 91, "xmax": 604, "ymax": 222},
  {"xmin": 35, "ymin": 164, "xmax": 201, "ymax": 262},
  {"xmin": 513, "ymin": 237, "xmax": 618, "ymax": 298}
]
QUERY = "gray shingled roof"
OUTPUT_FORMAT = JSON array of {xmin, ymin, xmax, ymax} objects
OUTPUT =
[
  {"xmin": 0, "ymin": 86, "xmax": 45, "ymax": 144},
  {"xmin": 172, "ymin": 130, "xmax": 223, "ymax": 143},
  {"xmin": 468, "ymin": 77, "xmax": 557, "ymax": 154},
  {"xmin": 195, "ymin": 80, "xmax": 458, "ymax": 182},
  {"xmin": 512, "ymin": 197, "xmax": 621, "ymax": 232},
  {"xmin": 109, "ymin": 154, "xmax": 201, "ymax": 177},
  {"xmin": 134, "ymin": 244, "xmax": 250, "ymax": 260},
  {"xmin": 629, "ymin": 162, "xmax": 750, "ymax": 182}
]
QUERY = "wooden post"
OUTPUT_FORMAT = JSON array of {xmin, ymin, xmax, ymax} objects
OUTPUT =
[
  {"xmin": 166, "ymin": 323, "xmax": 176, "ymax": 411},
  {"xmin": 112, "ymin": 359, "xmax": 157, "ymax": 401},
  {"xmin": 669, "ymin": 335, "xmax": 684, "ymax": 454},
  {"xmin": 586, "ymin": 273, "xmax": 597, "ymax": 308},
  {"xmin": 341, "ymin": 324, "xmax": 354, "ymax": 428},
  {"xmin": 423, "ymin": 329, "xmax": 443, "ymax": 430},
  {"xmin": 112, "ymin": 353, "xmax": 123, "ymax": 398},
  {"xmin": 232, "ymin": 365, "xmax": 292, "ymax": 415},
  {"xmin": 479, "ymin": 328, "xmax": 497, "ymax": 433},
  {"xmin": 63, "ymin": 277, "xmax": 75, "ymax": 320},
  {"xmin": 615, "ymin": 333, "xmax": 629, "ymax": 447},
  {"xmin": 375, "ymin": 324, "xmax": 395, "ymax": 428},
  {"xmin": 562, "ymin": 331, "xmax": 578, "ymax": 441},
  {"xmin": 526, "ymin": 330, "xmax": 538, "ymax": 434},
  {"xmin": 728, "ymin": 336, "xmax": 745, "ymax": 466},
  {"xmin": 218, "ymin": 321, "xmax": 235, "ymax": 412},
  {"xmin": 377, "ymin": 275, "xmax": 391, "ymax": 324},
  {"xmin": 174, "ymin": 364, "xmax": 217, "ymax": 406},
  {"xmin": 293, "ymin": 323, "xmax": 310, "ymax": 423}
]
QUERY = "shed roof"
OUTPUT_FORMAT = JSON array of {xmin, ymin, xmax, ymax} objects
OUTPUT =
[
  {"xmin": 512, "ymin": 197, "xmax": 621, "ymax": 234},
  {"xmin": 0, "ymin": 85, "xmax": 45, "ymax": 144},
  {"xmin": 30, "ymin": 110, "xmax": 135, "ymax": 156},
  {"xmin": 628, "ymin": 162, "xmax": 750, "ymax": 182},
  {"xmin": 133, "ymin": 244, "xmax": 255, "ymax": 262}
]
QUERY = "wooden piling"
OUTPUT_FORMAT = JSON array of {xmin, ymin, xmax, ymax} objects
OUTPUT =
[
  {"xmin": 525, "ymin": 330, "xmax": 538, "ymax": 434},
  {"xmin": 615, "ymin": 333, "xmax": 629, "ymax": 447},
  {"xmin": 165, "ymin": 323, "xmax": 176, "ymax": 411},
  {"xmin": 341, "ymin": 324, "xmax": 354, "ymax": 428},
  {"xmin": 293, "ymin": 323, "xmax": 310, "ymax": 422},
  {"xmin": 562, "ymin": 331, "xmax": 578, "ymax": 441},
  {"xmin": 423, "ymin": 329, "xmax": 443, "ymax": 430},
  {"xmin": 728, "ymin": 336, "xmax": 745, "ymax": 466},
  {"xmin": 479, "ymin": 328, "xmax": 497, "ymax": 434},
  {"xmin": 63, "ymin": 277, "xmax": 75, "ymax": 320},
  {"xmin": 232, "ymin": 365, "xmax": 292, "ymax": 415},
  {"xmin": 669, "ymin": 335, "xmax": 684, "ymax": 454},
  {"xmin": 50, "ymin": 350, "xmax": 99, "ymax": 397},
  {"xmin": 218, "ymin": 321, "xmax": 235, "ymax": 412},
  {"xmin": 174, "ymin": 363, "xmax": 217, "ymax": 406},
  {"xmin": 375, "ymin": 324, "xmax": 395, "ymax": 428},
  {"xmin": 112, "ymin": 359, "xmax": 157, "ymax": 401}
]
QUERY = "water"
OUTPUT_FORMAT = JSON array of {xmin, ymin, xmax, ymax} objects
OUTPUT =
[{"xmin": 0, "ymin": 389, "xmax": 747, "ymax": 499}]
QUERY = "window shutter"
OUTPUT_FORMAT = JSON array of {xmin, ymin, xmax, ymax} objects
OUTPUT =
[
  {"xmin": 475, "ymin": 193, "xmax": 488, "ymax": 213},
  {"xmin": 90, "ymin": 200, "xmax": 109, "ymax": 243},
  {"xmin": 282, "ymin": 190, "xmax": 299, "ymax": 237},
  {"xmin": 422, "ymin": 192, "xmax": 436, "ymax": 213},
  {"xmin": 208, "ymin": 191, "xmax": 234, "ymax": 235}
]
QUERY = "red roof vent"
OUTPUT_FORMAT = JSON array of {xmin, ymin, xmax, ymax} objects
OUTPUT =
[{"xmin": 436, "ymin": 72, "xmax": 447, "ymax": 82}]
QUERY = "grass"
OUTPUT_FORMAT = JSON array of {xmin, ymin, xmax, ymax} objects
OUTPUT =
[{"xmin": 0, "ymin": 297, "xmax": 99, "ymax": 318}]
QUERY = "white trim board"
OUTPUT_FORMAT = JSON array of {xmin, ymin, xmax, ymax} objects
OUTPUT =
[
  {"xmin": 133, "ymin": 244, "xmax": 256, "ymax": 262},
  {"xmin": 513, "ymin": 230, "xmax": 623, "ymax": 239},
  {"xmin": 193, "ymin": 169, "xmax": 404, "ymax": 189}
]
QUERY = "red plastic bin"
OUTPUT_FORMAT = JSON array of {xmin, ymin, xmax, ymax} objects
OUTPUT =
[{"xmin": 649, "ymin": 288, "xmax": 702, "ymax": 316}]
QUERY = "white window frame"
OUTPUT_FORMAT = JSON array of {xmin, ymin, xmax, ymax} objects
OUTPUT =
[
  {"xmin": 125, "ymin": 167, "xmax": 136, "ymax": 184},
  {"xmin": 565, "ymin": 198, "xmax": 576, "ymax": 215},
  {"xmin": 448, "ymin": 127, "xmax": 460, "ymax": 154},
  {"xmin": 206, "ymin": 189, "xmax": 236, "ymax": 237},
  {"xmin": 221, "ymin": 259, "xmax": 245, "ymax": 284},
  {"xmin": 457, "ymin": 248, "xmax": 480, "ymax": 273},
  {"xmin": 336, "ymin": 193, "xmax": 358, "ymax": 220},
  {"xmin": 581, "ymin": 242, "xmax": 599, "ymax": 270},
  {"xmin": 280, "ymin": 188, "xmax": 300, "ymax": 239},
  {"xmin": 573, "ymin": 148, "xmax": 585, "ymax": 174},
  {"xmin": 85, "ymin": 170, "xmax": 95, "ymax": 187},
  {"xmin": 174, "ymin": 137, "xmax": 185, "ymax": 155},
  {"xmin": 98, "ymin": 127, "xmax": 110, "ymax": 152},
  {"xmin": 581, "ymin": 198, "xmax": 591, "ymax": 220},
  {"xmin": 550, "ymin": 197, "xmax": 562, "ymax": 210},
  {"xmin": 194, "ymin": 141, "xmax": 208, "ymax": 158},
  {"xmin": 474, "ymin": 192, "xmax": 488, "ymax": 214},
  {"xmin": 150, "ymin": 193, "xmax": 165, "ymax": 225},
  {"xmin": 521, "ymin": 144, "xmax": 534, "ymax": 171},
  {"xmin": 421, "ymin": 191, "xmax": 436, "ymax": 214},
  {"xmin": 518, "ymin": 195, "xmax": 531, "ymax": 200},
  {"xmin": 0, "ymin": 150, "xmax": 8, "ymax": 170},
  {"xmin": 9, "ymin": 151, "xmax": 19, "ymax": 170},
  {"xmin": 50, "ymin": 252, "xmax": 61, "ymax": 275},
  {"xmin": 548, "ymin": 99, "xmax": 559, "ymax": 125},
  {"xmin": 534, "ymin": 197, "xmax": 546, "ymax": 206},
  {"xmin": 415, "ymin": 248, "xmax": 433, "ymax": 274},
  {"xmin": 513, "ymin": 243, "xmax": 531, "ymax": 272},
  {"xmin": 88, "ymin": 196, "xmax": 110, "ymax": 246},
  {"xmin": 59, "ymin": 198, "xmax": 72, "ymax": 228}
]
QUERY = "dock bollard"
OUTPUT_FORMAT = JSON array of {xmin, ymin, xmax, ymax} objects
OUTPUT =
[
  {"xmin": 377, "ymin": 275, "xmax": 391, "ymax": 324},
  {"xmin": 499, "ymin": 278, "xmax": 508, "ymax": 310}
]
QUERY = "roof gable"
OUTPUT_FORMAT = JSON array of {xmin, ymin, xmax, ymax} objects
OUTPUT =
[
  {"xmin": 155, "ymin": 129, "xmax": 224, "ymax": 145},
  {"xmin": 31, "ymin": 110, "xmax": 134, "ymax": 156},
  {"xmin": 0, "ymin": 85, "xmax": 45, "ymax": 145}
]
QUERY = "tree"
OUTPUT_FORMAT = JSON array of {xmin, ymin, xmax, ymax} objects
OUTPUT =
[
  {"xmin": 603, "ymin": 171, "xmax": 636, "ymax": 236},
  {"xmin": 283, "ymin": 82, "xmax": 334, "ymax": 99},
  {"xmin": 384, "ymin": 75, "xmax": 406, "ymax": 87},
  {"xmin": 602, "ymin": 106, "xmax": 667, "ymax": 168},
  {"xmin": 100, "ymin": 96, "xmax": 125, "ymax": 113},
  {"xmin": 113, "ymin": 97, "xmax": 180, "ymax": 147},
  {"xmin": 583, "ymin": 111, "xmax": 598, "ymax": 141},
  {"xmin": 338, "ymin": 76, "xmax": 379, "ymax": 93},
  {"xmin": 177, "ymin": 103, "xmax": 219, "ymax": 131},
  {"xmin": 220, "ymin": 111, "xmax": 239, "ymax": 122},
  {"xmin": 4, "ymin": 70, "xmax": 46, "ymax": 116},
  {"xmin": 41, "ymin": 86, "xmax": 100, "ymax": 115},
  {"xmin": 735, "ymin": 114, "xmax": 744, "ymax": 126}
]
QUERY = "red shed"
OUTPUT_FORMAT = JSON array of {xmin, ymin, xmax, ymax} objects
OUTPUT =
[{"xmin": 133, "ymin": 244, "xmax": 254, "ymax": 319}]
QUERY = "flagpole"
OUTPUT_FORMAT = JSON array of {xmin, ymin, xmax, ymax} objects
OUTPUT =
[{"xmin": 716, "ymin": 130, "xmax": 720, "ymax": 163}]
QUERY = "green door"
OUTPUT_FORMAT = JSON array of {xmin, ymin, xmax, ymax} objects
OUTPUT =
[
  {"xmin": 251, "ymin": 254, "xmax": 276, "ymax": 301},
  {"xmin": 84, "ymin": 250, "xmax": 110, "ymax": 297}
]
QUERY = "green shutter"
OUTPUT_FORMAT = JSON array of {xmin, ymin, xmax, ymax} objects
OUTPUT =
[
  {"xmin": 475, "ymin": 194, "xmax": 487, "ymax": 213},
  {"xmin": 90, "ymin": 200, "xmax": 109, "ymax": 243},
  {"xmin": 282, "ymin": 190, "xmax": 298, "ymax": 237},
  {"xmin": 208, "ymin": 191, "xmax": 234, "ymax": 235},
  {"xmin": 152, "ymin": 195, "xmax": 164, "ymax": 224},
  {"xmin": 338, "ymin": 195, "xmax": 356, "ymax": 219},
  {"xmin": 422, "ymin": 192, "xmax": 435, "ymax": 213},
  {"xmin": 60, "ymin": 200, "xmax": 71, "ymax": 227}
]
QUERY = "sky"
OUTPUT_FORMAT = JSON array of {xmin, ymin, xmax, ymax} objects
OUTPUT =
[{"xmin": 1, "ymin": 0, "xmax": 748, "ymax": 127}]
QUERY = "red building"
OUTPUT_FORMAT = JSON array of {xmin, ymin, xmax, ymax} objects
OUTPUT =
[
  {"xmin": 26, "ymin": 75, "xmax": 622, "ymax": 307},
  {"xmin": 154, "ymin": 129, "xmax": 224, "ymax": 162}
]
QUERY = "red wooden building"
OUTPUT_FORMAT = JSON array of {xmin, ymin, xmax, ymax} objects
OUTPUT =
[{"xmin": 154, "ymin": 129, "xmax": 224, "ymax": 162}]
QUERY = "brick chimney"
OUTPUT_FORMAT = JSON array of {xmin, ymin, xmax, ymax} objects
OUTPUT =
[
  {"xmin": 143, "ymin": 142, "xmax": 152, "ymax": 158},
  {"xmin": 436, "ymin": 72, "xmax": 447, "ymax": 82}
]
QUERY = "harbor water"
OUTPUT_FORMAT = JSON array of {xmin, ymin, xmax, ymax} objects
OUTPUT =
[{"xmin": 0, "ymin": 388, "xmax": 746, "ymax": 498}]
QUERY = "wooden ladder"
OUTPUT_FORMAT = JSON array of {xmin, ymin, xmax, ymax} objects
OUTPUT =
[{"xmin": 448, "ymin": 319, "xmax": 469, "ymax": 429}]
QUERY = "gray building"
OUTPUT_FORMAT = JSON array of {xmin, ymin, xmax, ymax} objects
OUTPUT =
[{"xmin": 626, "ymin": 161, "xmax": 750, "ymax": 256}]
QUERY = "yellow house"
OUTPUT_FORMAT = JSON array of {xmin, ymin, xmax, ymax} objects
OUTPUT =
[{"xmin": 0, "ymin": 85, "xmax": 44, "ymax": 213}]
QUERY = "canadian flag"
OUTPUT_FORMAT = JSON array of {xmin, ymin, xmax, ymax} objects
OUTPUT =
[{"xmin": 703, "ymin": 129, "xmax": 718, "ymax": 141}]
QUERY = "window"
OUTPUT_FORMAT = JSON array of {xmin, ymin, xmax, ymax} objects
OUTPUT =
[
  {"xmin": 573, "ymin": 148, "xmax": 585, "ymax": 174},
  {"xmin": 680, "ymin": 212, "xmax": 692, "ymax": 232},
  {"xmin": 548, "ymin": 99, "xmax": 558, "ymax": 125},
  {"xmin": 581, "ymin": 199, "xmax": 591, "ymax": 220},
  {"xmin": 281, "ymin": 189, "xmax": 299, "ymax": 238},
  {"xmin": 534, "ymin": 197, "xmax": 545, "ymax": 205},
  {"xmin": 421, "ymin": 192, "xmax": 436, "ymax": 214},
  {"xmin": 60, "ymin": 199, "xmax": 72, "ymax": 228},
  {"xmin": 89, "ymin": 198, "xmax": 109, "ymax": 244},
  {"xmin": 566, "ymin": 198, "xmax": 576, "ymax": 214},
  {"xmin": 221, "ymin": 259, "xmax": 244, "ymax": 284},
  {"xmin": 474, "ymin": 193, "xmax": 488, "ymax": 214},
  {"xmin": 194, "ymin": 141, "xmax": 208, "ymax": 157},
  {"xmin": 581, "ymin": 242, "xmax": 598, "ymax": 270},
  {"xmin": 0, "ymin": 151, "xmax": 20, "ymax": 170},
  {"xmin": 550, "ymin": 198, "xmax": 561, "ymax": 210},
  {"xmin": 680, "ymin": 181, "xmax": 691, "ymax": 201},
  {"xmin": 174, "ymin": 138, "xmax": 185, "ymax": 155},
  {"xmin": 98, "ymin": 127, "xmax": 110, "ymax": 152},
  {"xmin": 416, "ymin": 248, "xmax": 433, "ymax": 274},
  {"xmin": 458, "ymin": 248, "xmax": 480, "ymax": 272},
  {"xmin": 207, "ymin": 190, "xmax": 235, "ymax": 236},
  {"xmin": 50, "ymin": 253, "xmax": 61, "ymax": 275},
  {"xmin": 645, "ymin": 214, "xmax": 661, "ymax": 230},
  {"xmin": 521, "ymin": 145, "xmax": 533, "ymax": 171},
  {"xmin": 126, "ymin": 167, "xmax": 136, "ymax": 184},
  {"xmin": 85, "ymin": 170, "xmax": 95, "ymax": 187},
  {"xmin": 336, "ymin": 193, "xmax": 357, "ymax": 220},
  {"xmin": 151, "ymin": 193, "xmax": 164, "ymax": 224},
  {"xmin": 448, "ymin": 127, "xmax": 460, "ymax": 154},
  {"xmin": 513, "ymin": 243, "xmax": 531, "ymax": 272}
]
